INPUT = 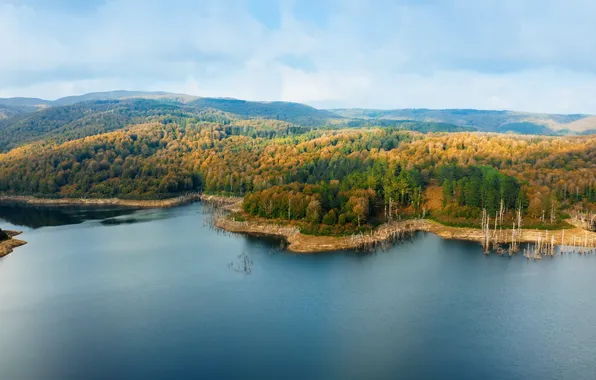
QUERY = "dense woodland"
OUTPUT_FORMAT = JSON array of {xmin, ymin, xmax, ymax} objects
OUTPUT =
[
  {"xmin": 1, "ymin": 100, "xmax": 595, "ymax": 233},
  {"xmin": 0, "ymin": 98, "xmax": 343, "ymax": 152},
  {"xmin": 0, "ymin": 100, "xmax": 232, "ymax": 152}
]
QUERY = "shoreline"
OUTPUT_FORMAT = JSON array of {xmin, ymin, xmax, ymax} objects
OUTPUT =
[
  {"xmin": 198, "ymin": 194, "xmax": 243, "ymax": 212},
  {"xmin": 0, "ymin": 231, "xmax": 27, "ymax": 258},
  {"xmin": 216, "ymin": 215, "xmax": 596, "ymax": 254},
  {"xmin": 0, "ymin": 193, "xmax": 203, "ymax": 209},
  {"xmin": 2, "ymin": 193, "xmax": 594, "ymax": 255},
  {"xmin": 0, "ymin": 193, "xmax": 233, "ymax": 258},
  {"xmin": 0, "ymin": 193, "xmax": 232, "ymax": 258}
]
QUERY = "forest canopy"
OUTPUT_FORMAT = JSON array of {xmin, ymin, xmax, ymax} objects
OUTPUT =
[{"xmin": 0, "ymin": 103, "xmax": 595, "ymax": 232}]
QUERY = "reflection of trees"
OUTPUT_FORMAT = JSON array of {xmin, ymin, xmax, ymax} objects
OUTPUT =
[
  {"xmin": 229, "ymin": 252, "xmax": 253, "ymax": 274},
  {"xmin": 0, "ymin": 204, "xmax": 138, "ymax": 229}
]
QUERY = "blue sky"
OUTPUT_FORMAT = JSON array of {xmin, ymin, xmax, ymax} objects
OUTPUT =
[{"xmin": 2, "ymin": 0, "xmax": 596, "ymax": 113}]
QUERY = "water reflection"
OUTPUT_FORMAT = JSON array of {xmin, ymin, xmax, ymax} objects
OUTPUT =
[
  {"xmin": 100, "ymin": 209, "xmax": 171, "ymax": 226},
  {"xmin": 1, "ymin": 203, "xmax": 596, "ymax": 379},
  {"xmin": 0, "ymin": 203, "xmax": 139, "ymax": 228}
]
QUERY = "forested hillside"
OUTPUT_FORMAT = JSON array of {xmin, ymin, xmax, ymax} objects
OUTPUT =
[
  {"xmin": 4, "ymin": 90, "xmax": 596, "ymax": 135},
  {"xmin": 0, "ymin": 104, "xmax": 42, "ymax": 119},
  {"xmin": 0, "ymin": 98, "xmax": 477, "ymax": 152},
  {"xmin": 346, "ymin": 119, "xmax": 475, "ymax": 133},
  {"xmin": 0, "ymin": 99, "xmax": 231, "ymax": 152},
  {"xmin": 1, "ymin": 113, "xmax": 594, "ymax": 232},
  {"xmin": 190, "ymin": 98, "xmax": 340, "ymax": 126},
  {"xmin": 0, "ymin": 92, "xmax": 339, "ymax": 127},
  {"xmin": 0, "ymin": 92, "xmax": 594, "ymax": 234},
  {"xmin": 0, "ymin": 91, "xmax": 185, "ymax": 108}
]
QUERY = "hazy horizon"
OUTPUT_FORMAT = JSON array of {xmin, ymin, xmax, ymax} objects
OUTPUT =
[{"xmin": 1, "ymin": 89, "xmax": 594, "ymax": 116}]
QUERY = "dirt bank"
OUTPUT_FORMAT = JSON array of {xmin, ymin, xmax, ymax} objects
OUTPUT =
[
  {"xmin": 216, "ymin": 216, "xmax": 596, "ymax": 254},
  {"xmin": 199, "ymin": 194, "xmax": 243, "ymax": 212},
  {"xmin": 0, "ymin": 230, "xmax": 27, "ymax": 258},
  {"xmin": 217, "ymin": 218, "xmax": 431, "ymax": 253},
  {"xmin": 425, "ymin": 220, "xmax": 596, "ymax": 246},
  {"xmin": 0, "ymin": 193, "xmax": 202, "ymax": 208}
]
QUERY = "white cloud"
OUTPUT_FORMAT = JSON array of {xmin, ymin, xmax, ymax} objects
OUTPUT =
[
  {"xmin": 2, "ymin": 0, "xmax": 596, "ymax": 113},
  {"xmin": 311, "ymin": 68, "xmax": 596, "ymax": 114},
  {"xmin": 279, "ymin": 66, "xmax": 371, "ymax": 103}
]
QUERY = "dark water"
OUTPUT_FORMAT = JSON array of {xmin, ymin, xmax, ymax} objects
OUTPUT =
[
  {"xmin": 0, "ymin": 203, "xmax": 141, "ymax": 228},
  {"xmin": 1, "ymin": 203, "xmax": 595, "ymax": 380}
]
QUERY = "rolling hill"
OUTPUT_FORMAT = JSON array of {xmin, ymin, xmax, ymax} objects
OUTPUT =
[
  {"xmin": 0, "ymin": 97, "xmax": 476, "ymax": 153},
  {"xmin": 51, "ymin": 91, "xmax": 198, "ymax": 106},
  {"xmin": 0, "ymin": 105, "xmax": 24, "ymax": 119},
  {"xmin": 189, "ymin": 98, "xmax": 340, "ymax": 126},
  {"xmin": 0, "ymin": 97, "xmax": 343, "ymax": 152},
  {"xmin": 0, "ymin": 90, "xmax": 338, "ymax": 123},
  {"xmin": 1, "ymin": 91, "xmax": 596, "ymax": 143},
  {"xmin": 0, "ymin": 91, "xmax": 192, "ymax": 110},
  {"xmin": 331, "ymin": 108, "xmax": 595, "ymax": 135},
  {"xmin": 0, "ymin": 91, "xmax": 340, "ymax": 129},
  {"xmin": 0, "ymin": 99, "xmax": 234, "ymax": 152}
]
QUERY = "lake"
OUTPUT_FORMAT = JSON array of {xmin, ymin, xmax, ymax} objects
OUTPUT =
[{"xmin": 1, "ymin": 202, "xmax": 595, "ymax": 380}]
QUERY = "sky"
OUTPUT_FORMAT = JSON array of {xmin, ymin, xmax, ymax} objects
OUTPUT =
[{"xmin": 2, "ymin": 0, "xmax": 596, "ymax": 113}]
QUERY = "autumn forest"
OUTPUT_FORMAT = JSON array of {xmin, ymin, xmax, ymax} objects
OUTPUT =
[{"xmin": 0, "ymin": 97, "xmax": 595, "ymax": 235}]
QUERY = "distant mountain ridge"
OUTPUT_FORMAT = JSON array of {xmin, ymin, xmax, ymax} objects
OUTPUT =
[
  {"xmin": 1, "ymin": 90, "xmax": 595, "ymax": 136},
  {"xmin": 0, "ymin": 96, "xmax": 340, "ymax": 152},
  {"xmin": 332, "ymin": 108, "xmax": 595, "ymax": 134},
  {"xmin": 0, "ymin": 91, "xmax": 192, "ymax": 108},
  {"xmin": 0, "ymin": 91, "xmax": 338, "ymax": 126}
]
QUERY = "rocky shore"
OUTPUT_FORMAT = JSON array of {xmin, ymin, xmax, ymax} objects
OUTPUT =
[
  {"xmin": 198, "ymin": 194, "xmax": 243, "ymax": 212},
  {"xmin": 0, "ymin": 230, "xmax": 27, "ymax": 258},
  {"xmin": 2, "ymin": 193, "xmax": 594, "ymax": 255},
  {"xmin": 216, "ymin": 215, "xmax": 596, "ymax": 254}
]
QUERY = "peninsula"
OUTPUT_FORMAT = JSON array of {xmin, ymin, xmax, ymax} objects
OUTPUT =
[
  {"xmin": 215, "ymin": 211, "xmax": 596, "ymax": 254},
  {"xmin": 206, "ymin": 196, "xmax": 596, "ymax": 254},
  {"xmin": 0, "ymin": 229, "xmax": 26, "ymax": 257}
]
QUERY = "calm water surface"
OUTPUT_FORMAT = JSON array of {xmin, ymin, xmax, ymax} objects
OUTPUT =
[{"xmin": 1, "ymin": 203, "xmax": 595, "ymax": 380}]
